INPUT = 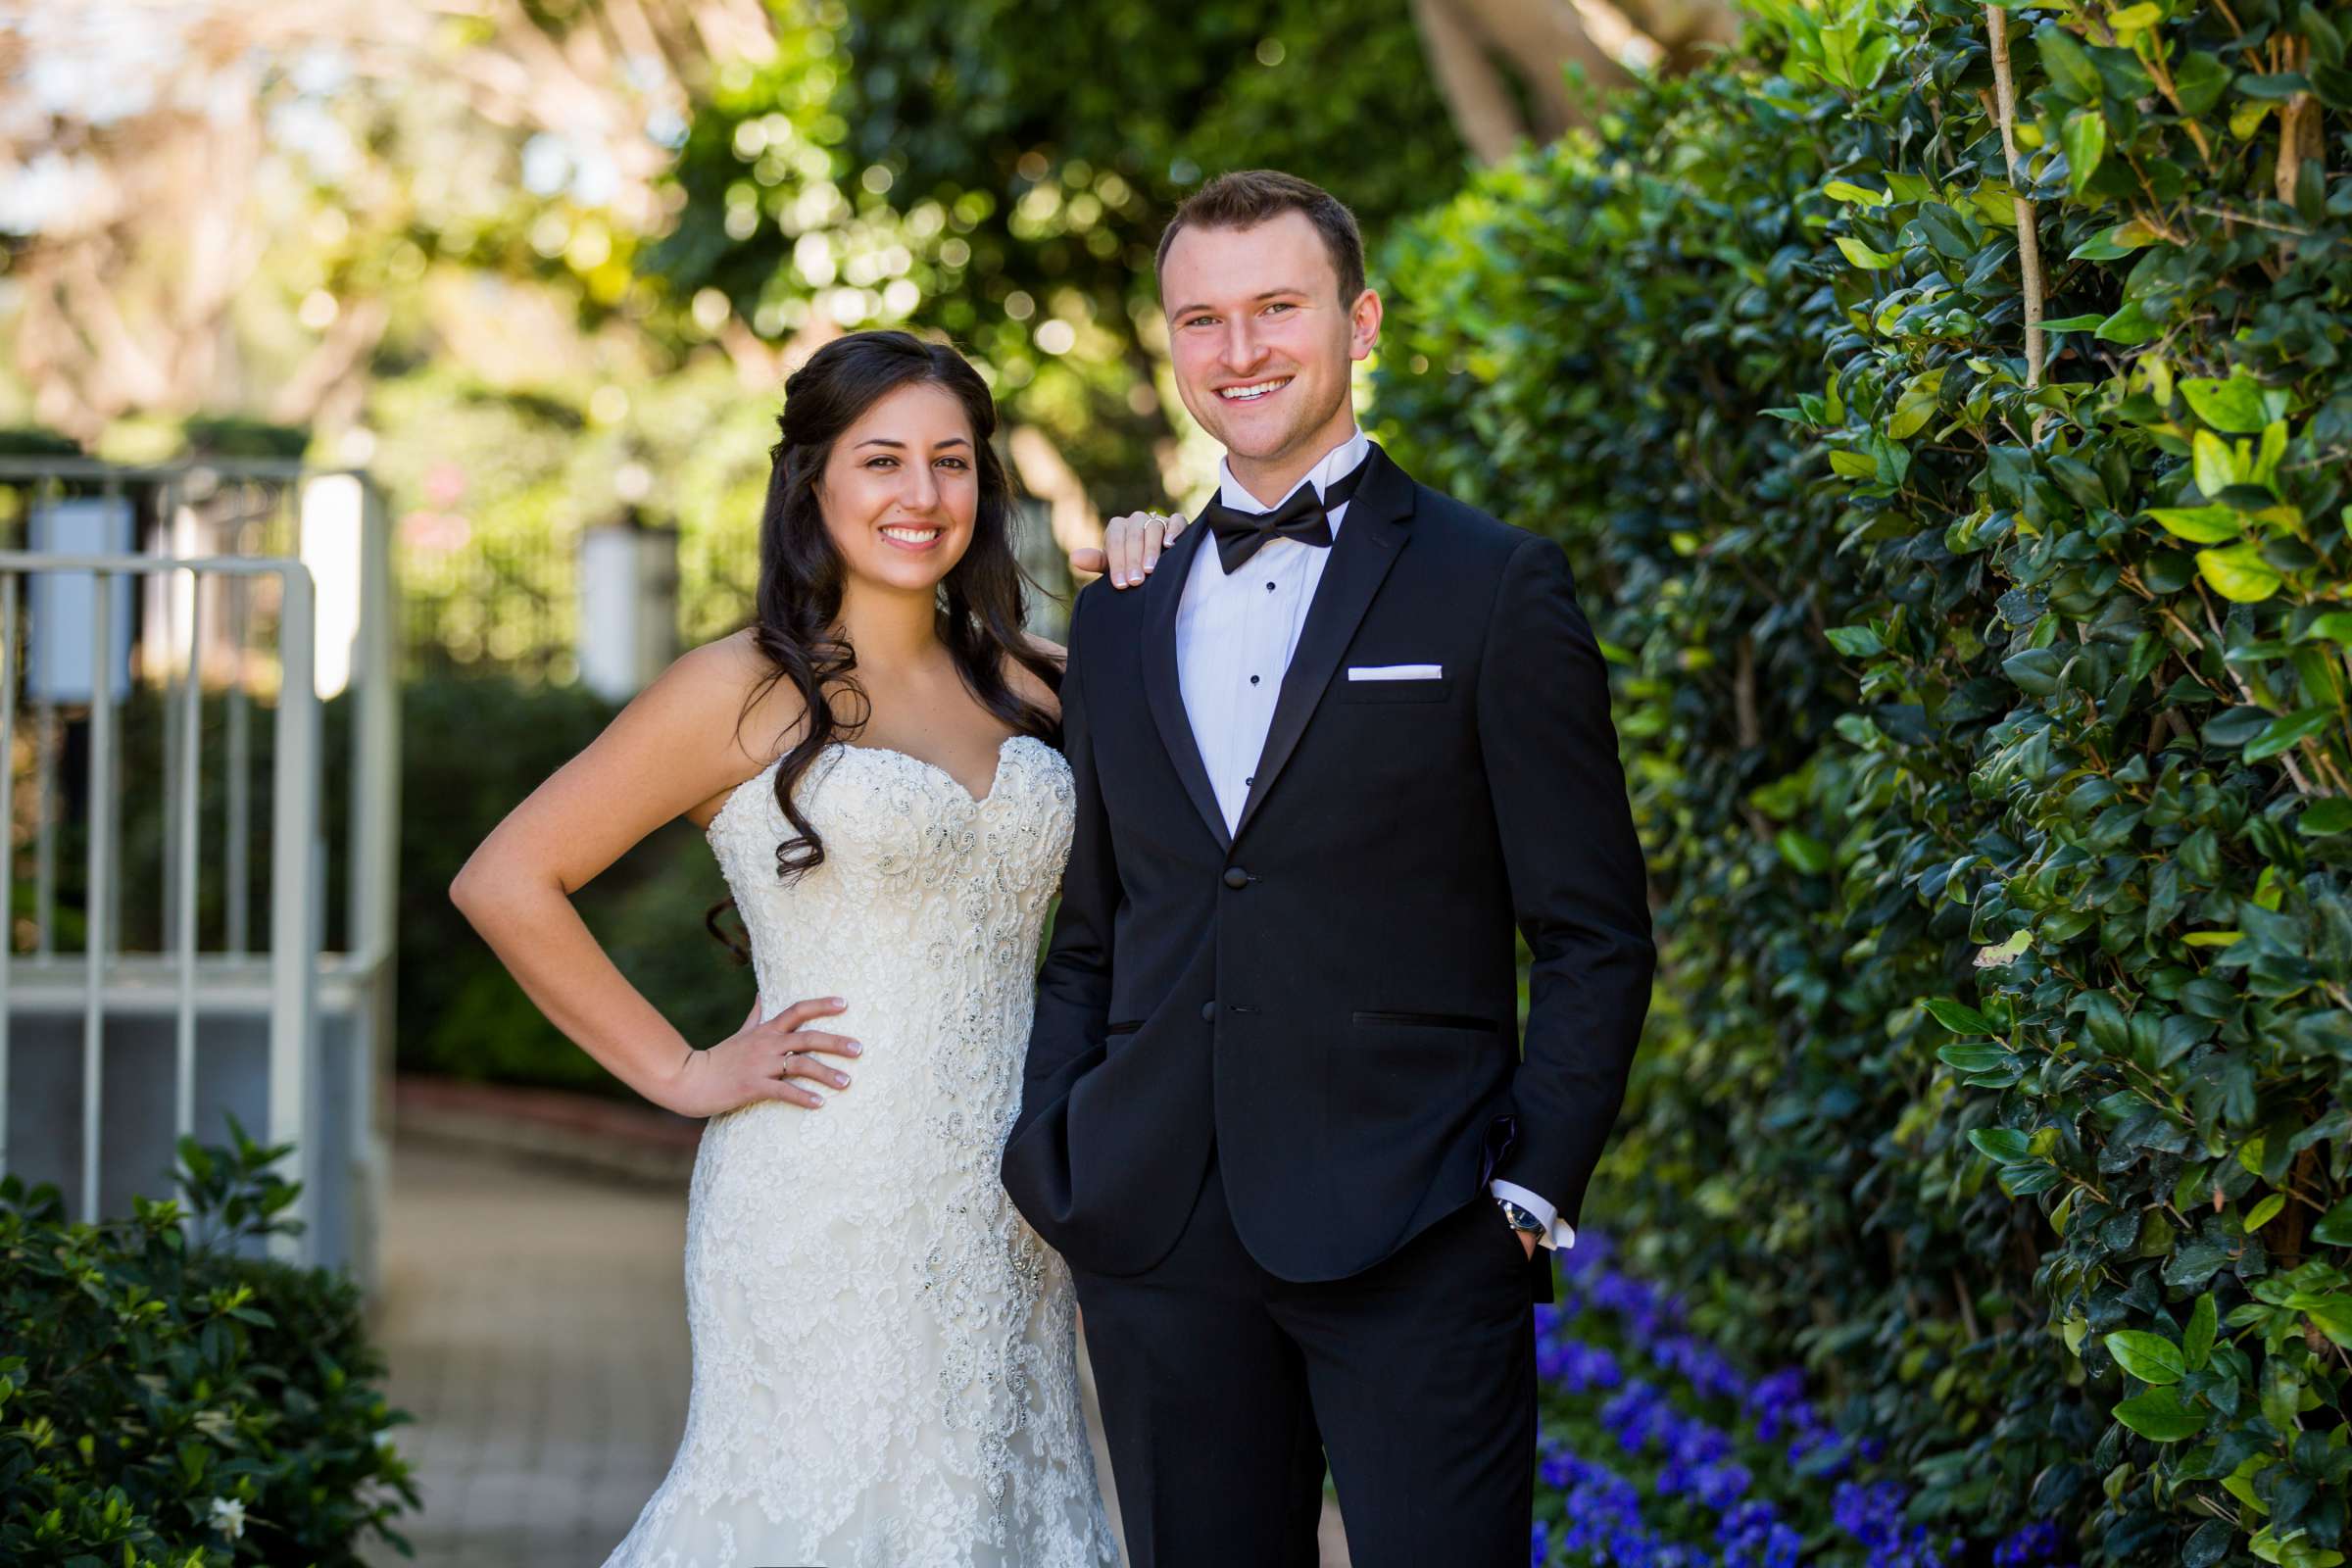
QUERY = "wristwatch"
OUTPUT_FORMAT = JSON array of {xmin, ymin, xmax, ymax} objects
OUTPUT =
[{"xmin": 1496, "ymin": 1198, "xmax": 1545, "ymax": 1239}]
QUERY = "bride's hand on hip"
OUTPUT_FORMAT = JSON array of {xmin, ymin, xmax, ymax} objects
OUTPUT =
[
  {"xmin": 1069, "ymin": 510, "xmax": 1186, "ymax": 589},
  {"xmin": 654, "ymin": 994, "xmax": 861, "ymax": 1117}
]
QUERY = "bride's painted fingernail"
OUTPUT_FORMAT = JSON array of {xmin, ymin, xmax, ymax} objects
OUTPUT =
[
  {"xmin": 834, "ymin": 1072, "xmax": 850, "ymax": 1087},
  {"xmin": 844, "ymin": 1042, "xmax": 862, "ymax": 1055}
]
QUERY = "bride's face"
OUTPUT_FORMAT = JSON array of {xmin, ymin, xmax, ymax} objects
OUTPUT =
[{"xmin": 814, "ymin": 380, "xmax": 981, "ymax": 595}]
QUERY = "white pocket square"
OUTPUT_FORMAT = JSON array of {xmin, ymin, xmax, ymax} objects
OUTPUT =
[{"xmin": 1347, "ymin": 663, "xmax": 1444, "ymax": 681}]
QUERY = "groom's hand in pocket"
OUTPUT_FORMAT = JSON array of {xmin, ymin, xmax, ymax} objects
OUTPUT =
[{"xmin": 653, "ymin": 994, "xmax": 862, "ymax": 1118}]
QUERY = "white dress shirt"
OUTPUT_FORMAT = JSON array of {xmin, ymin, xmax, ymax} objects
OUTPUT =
[{"xmin": 1171, "ymin": 425, "xmax": 1576, "ymax": 1253}]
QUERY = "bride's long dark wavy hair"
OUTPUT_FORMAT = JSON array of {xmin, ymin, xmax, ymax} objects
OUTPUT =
[{"xmin": 706, "ymin": 329, "xmax": 1063, "ymax": 962}]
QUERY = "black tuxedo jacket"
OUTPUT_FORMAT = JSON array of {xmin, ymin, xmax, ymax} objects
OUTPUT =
[{"xmin": 1001, "ymin": 442, "xmax": 1654, "ymax": 1300}]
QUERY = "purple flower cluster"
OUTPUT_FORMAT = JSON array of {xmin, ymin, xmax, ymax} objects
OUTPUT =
[
  {"xmin": 1537, "ymin": 1444, "xmax": 1714, "ymax": 1568},
  {"xmin": 1523, "ymin": 1309, "xmax": 2090, "ymax": 1565},
  {"xmin": 1993, "ymin": 1520, "xmax": 2071, "ymax": 1567},
  {"xmin": 1830, "ymin": 1479, "xmax": 1960, "ymax": 1567},
  {"xmin": 1529, "ymin": 1229, "xmax": 2073, "ymax": 1568},
  {"xmin": 1539, "ymin": 1333, "xmax": 1626, "ymax": 1395},
  {"xmin": 1545, "ymin": 1232, "xmax": 1853, "ymax": 1484},
  {"xmin": 1743, "ymin": 1368, "xmax": 1848, "ymax": 1479},
  {"xmin": 1717, "ymin": 1499, "xmax": 1803, "ymax": 1568},
  {"xmin": 1597, "ymin": 1378, "xmax": 1751, "ymax": 1511}
]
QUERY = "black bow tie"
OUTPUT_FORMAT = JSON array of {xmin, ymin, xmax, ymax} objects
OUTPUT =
[{"xmin": 1199, "ymin": 457, "xmax": 1371, "ymax": 574}]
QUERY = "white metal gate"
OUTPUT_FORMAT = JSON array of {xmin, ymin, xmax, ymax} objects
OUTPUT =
[{"xmin": 0, "ymin": 459, "xmax": 400, "ymax": 1285}]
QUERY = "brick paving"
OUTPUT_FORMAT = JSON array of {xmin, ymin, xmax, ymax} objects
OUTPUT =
[
  {"xmin": 365, "ymin": 1127, "xmax": 1348, "ymax": 1568},
  {"xmin": 364, "ymin": 1136, "xmax": 694, "ymax": 1568}
]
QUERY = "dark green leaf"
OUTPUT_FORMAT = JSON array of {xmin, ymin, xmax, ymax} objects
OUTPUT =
[
  {"xmin": 1927, "ymin": 998, "xmax": 1998, "ymax": 1034},
  {"xmin": 1971, "ymin": 1127, "xmax": 2033, "ymax": 1163},
  {"xmin": 2036, "ymin": 24, "xmax": 2102, "ymax": 97},
  {"xmin": 2245, "ymin": 706, "xmax": 2336, "ymax": 762},
  {"xmin": 2182, "ymin": 1293, "xmax": 2217, "ymax": 1371},
  {"xmin": 2114, "ymin": 1386, "xmax": 2208, "ymax": 1441}
]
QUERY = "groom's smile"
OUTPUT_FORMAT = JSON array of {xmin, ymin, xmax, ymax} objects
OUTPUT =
[{"xmin": 1217, "ymin": 375, "xmax": 1292, "ymax": 402}]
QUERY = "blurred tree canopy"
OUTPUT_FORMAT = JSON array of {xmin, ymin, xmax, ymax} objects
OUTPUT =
[
  {"xmin": 654, "ymin": 0, "xmax": 1474, "ymax": 514},
  {"xmin": 0, "ymin": 0, "xmax": 1730, "ymax": 657},
  {"xmin": 0, "ymin": 0, "xmax": 779, "ymax": 446}
]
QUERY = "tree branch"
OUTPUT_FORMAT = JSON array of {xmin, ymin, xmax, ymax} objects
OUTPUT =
[{"xmin": 1984, "ymin": 9, "xmax": 2046, "ymax": 442}]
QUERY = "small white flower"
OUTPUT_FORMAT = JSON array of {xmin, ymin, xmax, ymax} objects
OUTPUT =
[{"xmin": 210, "ymin": 1495, "xmax": 247, "ymax": 1540}]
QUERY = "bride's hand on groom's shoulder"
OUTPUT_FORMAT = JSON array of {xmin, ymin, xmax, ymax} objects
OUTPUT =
[
  {"xmin": 1069, "ymin": 510, "xmax": 1186, "ymax": 589},
  {"xmin": 650, "ymin": 995, "xmax": 862, "ymax": 1118}
]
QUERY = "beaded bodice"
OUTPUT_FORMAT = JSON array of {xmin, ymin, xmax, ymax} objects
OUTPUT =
[{"xmin": 699, "ymin": 733, "xmax": 1076, "ymax": 1176}]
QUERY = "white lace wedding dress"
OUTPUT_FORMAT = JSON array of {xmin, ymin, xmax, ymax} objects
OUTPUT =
[{"xmin": 600, "ymin": 732, "xmax": 1120, "ymax": 1568}]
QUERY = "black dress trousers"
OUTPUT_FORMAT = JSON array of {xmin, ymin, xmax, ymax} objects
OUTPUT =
[{"xmin": 1072, "ymin": 1142, "xmax": 1538, "ymax": 1568}]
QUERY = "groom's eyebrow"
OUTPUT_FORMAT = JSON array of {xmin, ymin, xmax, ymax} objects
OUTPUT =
[{"xmin": 1172, "ymin": 287, "xmax": 1304, "ymax": 317}]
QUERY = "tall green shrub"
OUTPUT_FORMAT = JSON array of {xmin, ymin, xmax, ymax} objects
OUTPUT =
[{"xmin": 1373, "ymin": 0, "xmax": 2349, "ymax": 1561}]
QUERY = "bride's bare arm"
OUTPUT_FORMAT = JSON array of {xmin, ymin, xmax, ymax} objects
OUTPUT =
[{"xmin": 448, "ymin": 630, "xmax": 857, "ymax": 1116}]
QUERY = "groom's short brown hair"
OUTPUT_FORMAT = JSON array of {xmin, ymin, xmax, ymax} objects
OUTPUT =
[{"xmin": 1154, "ymin": 170, "xmax": 1367, "ymax": 308}]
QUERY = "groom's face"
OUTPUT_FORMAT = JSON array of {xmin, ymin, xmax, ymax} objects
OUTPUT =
[{"xmin": 1161, "ymin": 211, "xmax": 1378, "ymax": 474}]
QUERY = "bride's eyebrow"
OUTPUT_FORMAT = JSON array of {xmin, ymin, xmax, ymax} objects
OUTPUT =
[{"xmin": 854, "ymin": 436, "xmax": 972, "ymax": 450}]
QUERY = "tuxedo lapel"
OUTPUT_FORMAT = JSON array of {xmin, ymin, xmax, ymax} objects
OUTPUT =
[
  {"xmin": 1233, "ymin": 443, "xmax": 1415, "ymax": 843},
  {"xmin": 1138, "ymin": 510, "xmax": 1232, "ymax": 852}
]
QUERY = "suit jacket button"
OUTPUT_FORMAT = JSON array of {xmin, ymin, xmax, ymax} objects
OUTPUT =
[
  {"xmin": 1200, "ymin": 1000, "xmax": 1217, "ymax": 1022},
  {"xmin": 1222, "ymin": 866, "xmax": 1250, "ymax": 889}
]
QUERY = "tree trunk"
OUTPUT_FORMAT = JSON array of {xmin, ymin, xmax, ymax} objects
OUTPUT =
[{"xmin": 1410, "ymin": 0, "xmax": 1739, "ymax": 159}]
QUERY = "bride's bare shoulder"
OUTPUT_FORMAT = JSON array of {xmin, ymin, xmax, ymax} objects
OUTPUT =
[{"xmin": 667, "ymin": 628, "xmax": 807, "ymax": 775}]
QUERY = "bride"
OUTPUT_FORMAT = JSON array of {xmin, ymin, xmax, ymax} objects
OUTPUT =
[{"xmin": 448, "ymin": 328, "xmax": 1172, "ymax": 1567}]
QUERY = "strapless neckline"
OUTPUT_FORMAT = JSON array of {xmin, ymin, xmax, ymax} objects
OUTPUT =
[{"xmin": 705, "ymin": 732, "xmax": 1046, "ymax": 845}]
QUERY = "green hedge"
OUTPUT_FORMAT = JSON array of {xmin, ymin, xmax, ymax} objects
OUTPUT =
[
  {"xmin": 0, "ymin": 1120, "xmax": 416, "ymax": 1563},
  {"xmin": 1373, "ymin": 0, "xmax": 2349, "ymax": 1562}
]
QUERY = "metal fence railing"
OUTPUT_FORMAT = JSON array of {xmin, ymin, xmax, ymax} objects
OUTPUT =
[{"xmin": 0, "ymin": 459, "xmax": 400, "ymax": 1282}]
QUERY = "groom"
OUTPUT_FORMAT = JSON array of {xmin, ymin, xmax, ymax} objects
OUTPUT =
[{"xmin": 1002, "ymin": 169, "xmax": 1655, "ymax": 1568}]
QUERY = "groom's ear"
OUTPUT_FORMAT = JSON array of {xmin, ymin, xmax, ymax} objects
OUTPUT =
[{"xmin": 1348, "ymin": 288, "xmax": 1384, "ymax": 361}]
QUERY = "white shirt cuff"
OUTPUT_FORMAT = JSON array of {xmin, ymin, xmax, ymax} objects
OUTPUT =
[{"xmin": 1490, "ymin": 1179, "xmax": 1577, "ymax": 1251}]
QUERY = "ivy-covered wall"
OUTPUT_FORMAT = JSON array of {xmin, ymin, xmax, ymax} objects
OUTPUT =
[{"xmin": 1371, "ymin": 0, "xmax": 2350, "ymax": 1561}]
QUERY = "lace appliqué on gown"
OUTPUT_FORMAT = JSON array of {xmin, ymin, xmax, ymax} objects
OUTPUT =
[{"xmin": 599, "ymin": 734, "xmax": 1118, "ymax": 1568}]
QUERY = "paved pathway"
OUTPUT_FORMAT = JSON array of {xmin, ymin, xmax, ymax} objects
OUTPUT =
[
  {"xmin": 364, "ymin": 1136, "xmax": 694, "ymax": 1568},
  {"xmin": 365, "ymin": 1132, "xmax": 1348, "ymax": 1567}
]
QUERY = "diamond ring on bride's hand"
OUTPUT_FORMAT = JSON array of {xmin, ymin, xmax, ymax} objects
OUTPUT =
[{"xmin": 1085, "ymin": 508, "xmax": 1186, "ymax": 588}]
